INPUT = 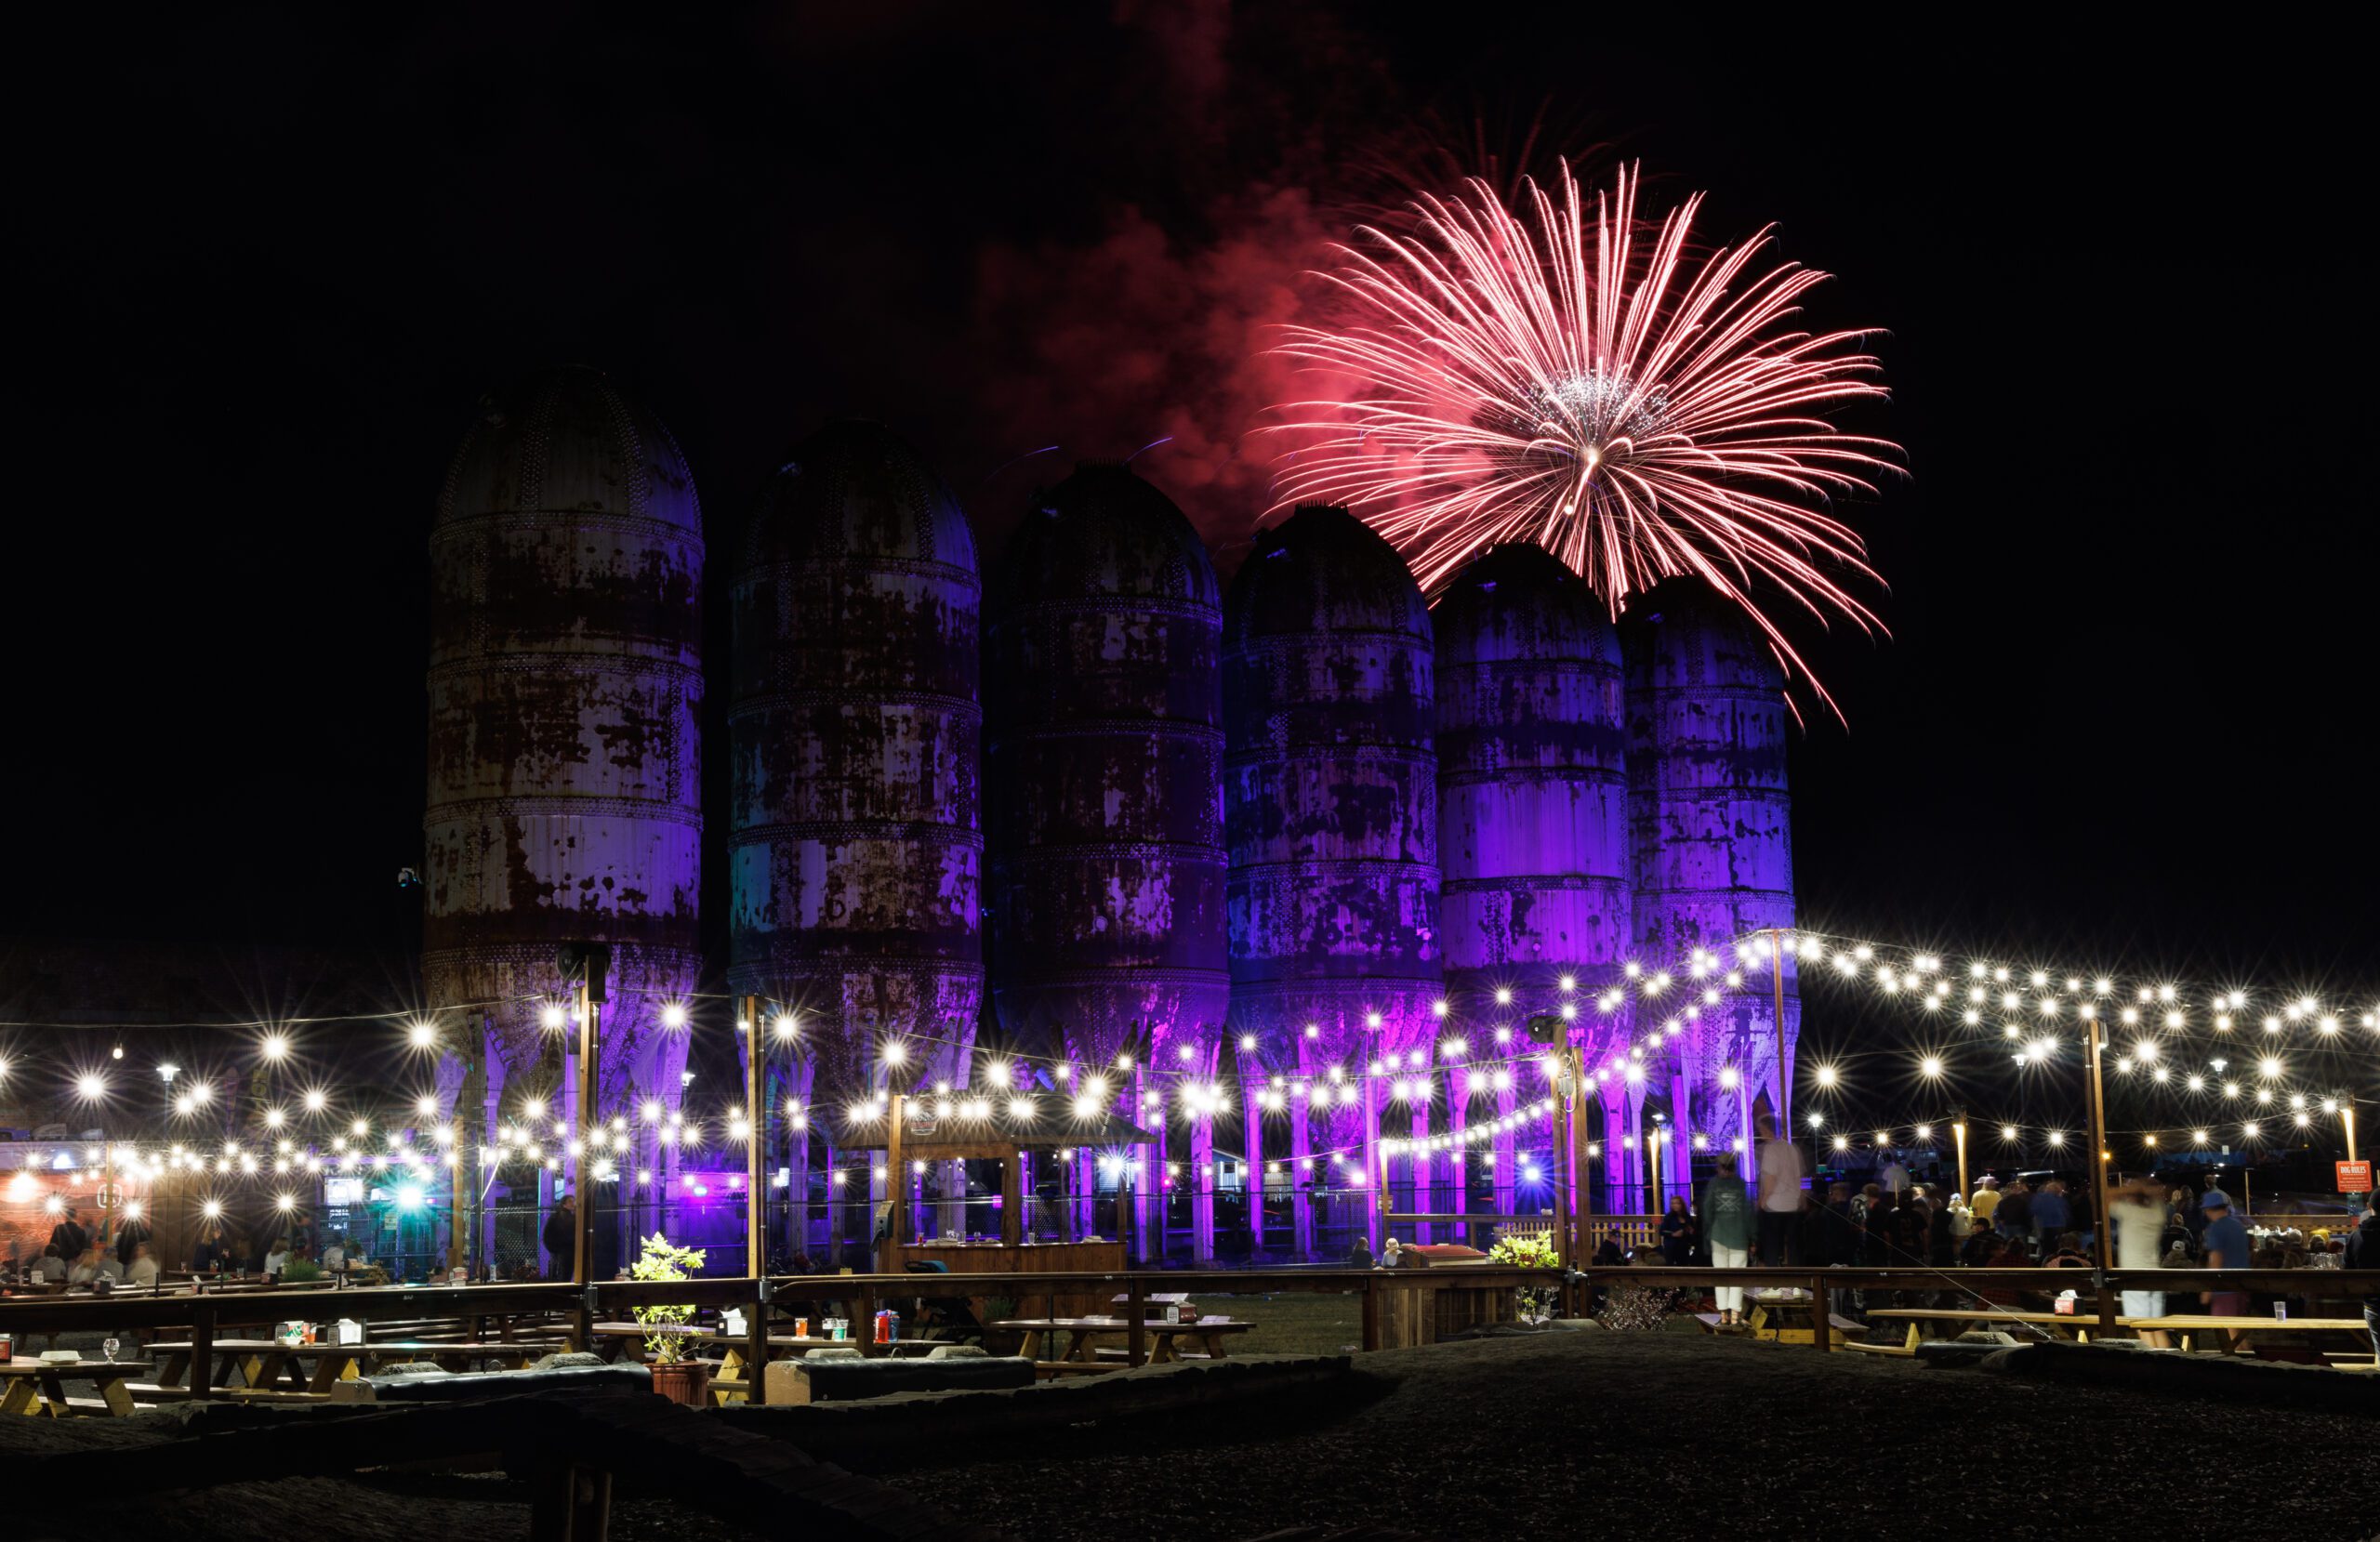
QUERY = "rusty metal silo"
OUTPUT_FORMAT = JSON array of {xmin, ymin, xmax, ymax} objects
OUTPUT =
[
  {"xmin": 727, "ymin": 419, "xmax": 984, "ymax": 1141},
  {"xmin": 1223, "ymin": 505, "xmax": 1441, "ymax": 1252},
  {"xmin": 423, "ymin": 365, "xmax": 704, "ymax": 1132},
  {"xmin": 1432, "ymin": 543, "xmax": 1628, "ymax": 1018},
  {"xmin": 1620, "ymin": 575, "xmax": 1798, "ymax": 1191},
  {"xmin": 986, "ymin": 464, "xmax": 1231, "ymax": 1257},
  {"xmin": 1432, "ymin": 542, "xmax": 1626, "ymax": 1219}
]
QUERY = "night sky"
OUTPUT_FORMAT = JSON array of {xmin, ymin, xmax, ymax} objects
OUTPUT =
[{"xmin": 12, "ymin": 7, "xmax": 2369, "ymax": 1053}]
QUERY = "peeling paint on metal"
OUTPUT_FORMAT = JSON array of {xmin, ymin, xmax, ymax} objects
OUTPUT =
[{"xmin": 728, "ymin": 422, "xmax": 985, "ymax": 1099}]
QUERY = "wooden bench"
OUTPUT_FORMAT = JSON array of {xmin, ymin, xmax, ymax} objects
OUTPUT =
[{"xmin": 1865, "ymin": 1308, "xmax": 2137, "ymax": 1347}]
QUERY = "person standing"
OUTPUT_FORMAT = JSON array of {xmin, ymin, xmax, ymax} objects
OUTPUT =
[
  {"xmin": 542, "ymin": 1193, "xmax": 578, "ymax": 1278},
  {"xmin": 2030, "ymin": 1180, "xmax": 2071, "ymax": 1254},
  {"xmin": 1659, "ymin": 1195, "xmax": 1697, "ymax": 1265},
  {"xmin": 1701, "ymin": 1149, "xmax": 1753, "ymax": 1328},
  {"xmin": 2343, "ymin": 1195, "xmax": 2379, "ymax": 1363},
  {"xmin": 2196, "ymin": 1188, "xmax": 2251, "ymax": 1351},
  {"xmin": 113, "ymin": 1210, "xmax": 152, "ymax": 1271},
  {"xmin": 2109, "ymin": 1177, "xmax": 2172, "ymax": 1348},
  {"xmin": 1880, "ymin": 1155, "xmax": 1911, "ymax": 1197},
  {"xmin": 1969, "ymin": 1175, "xmax": 2002, "ymax": 1232},
  {"xmin": 1995, "ymin": 1180, "xmax": 2033, "ymax": 1247},
  {"xmin": 1754, "ymin": 1115, "xmax": 1805, "ymax": 1267},
  {"xmin": 47, "ymin": 1207, "xmax": 89, "ymax": 1261}
]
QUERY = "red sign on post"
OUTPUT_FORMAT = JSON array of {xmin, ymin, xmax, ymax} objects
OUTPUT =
[{"xmin": 2337, "ymin": 1160, "xmax": 2373, "ymax": 1193}]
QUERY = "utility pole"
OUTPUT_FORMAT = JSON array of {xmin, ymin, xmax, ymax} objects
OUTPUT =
[
  {"xmin": 561, "ymin": 942, "xmax": 608, "ymax": 1290},
  {"xmin": 744, "ymin": 995, "xmax": 765, "ymax": 1280},
  {"xmin": 2083, "ymin": 1017, "xmax": 2114, "ymax": 1274},
  {"xmin": 1770, "ymin": 929, "xmax": 1791, "ymax": 1138}
]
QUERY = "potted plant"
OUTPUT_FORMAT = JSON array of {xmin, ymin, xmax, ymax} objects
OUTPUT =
[
  {"xmin": 1488, "ymin": 1230, "xmax": 1562, "ymax": 1323},
  {"xmin": 631, "ymin": 1232, "xmax": 709, "ymax": 1407}
]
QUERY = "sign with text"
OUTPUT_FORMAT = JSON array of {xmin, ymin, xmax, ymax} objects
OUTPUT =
[{"xmin": 2337, "ymin": 1160, "xmax": 2373, "ymax": 1193}]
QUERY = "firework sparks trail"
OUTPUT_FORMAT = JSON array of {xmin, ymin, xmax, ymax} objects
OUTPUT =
[{"xmin": 1264, "ymin": 162, "xmax": 1898, "ymax": 713}]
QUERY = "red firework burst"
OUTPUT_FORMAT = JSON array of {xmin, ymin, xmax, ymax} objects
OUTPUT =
[{"xmin": 1265, "ymin": 161, "xmax": 1898, "ymax": 711}]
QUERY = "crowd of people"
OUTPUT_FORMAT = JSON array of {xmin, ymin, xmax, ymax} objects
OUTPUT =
[
  {"xmin": 1592, "ymin": 1117, "xmax": 2380, "ymax": 1355},
  {"xmin": 7, "ymin": 1203, "xmax": 357, "ymax": 1290}
]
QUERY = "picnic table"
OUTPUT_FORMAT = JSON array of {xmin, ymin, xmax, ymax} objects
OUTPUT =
[
  {"xmin": 2128, "ymin": 1313, "xmax": 2374, "ymax": 1359},
  {"xmin": 992, "ymin": 1315, "xmax": 1253, "ymax": 1365},
  {"xmin": 147, "ymin": 1338, "xmax": 566, "ymax": 1397},
  {"xmin": 1863, "ymin": 1307, "xmax": 2137, "ymax": 1351},
  {"xmin": 0, "ymin": 1359, "xmax": 153, "ymax": 1417}
]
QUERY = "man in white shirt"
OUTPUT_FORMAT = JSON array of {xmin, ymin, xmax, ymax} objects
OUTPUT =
[
  {"xmin": 125, "ymin": 1243, "xmax": 162, "ymax": 1286},
  {"xmin": 1755, "ymin": 1114, "xmax": 1806, "ymax": 1266}
]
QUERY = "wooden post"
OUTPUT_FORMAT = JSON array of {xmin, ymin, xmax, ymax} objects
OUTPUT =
[
  {"xmin": 1127, "ymin": 1273, "xmax": 1147, "ymax": 1367},
  {"xmin": 744, "ymin": 995, "xmax": 765, "ymax": 1280},
  {"xmin": 1953, "ymin": 1116, "xmax": 1970, "ymax": 1204},
  {"xmin": 574, "ymin": 976, "xmax": 599, "ymax": 1289},
  {"xmin": 530, "ymin": 1459, "xmax": 611, "ymax": 1542},
  {"xmin": 1361, "ymin": 1272, "xmax": 1381, "ymax": 1351},
  {"xmin": 1556, "ymin": 1047, "xmax": 1580, "ymax": 1275},
  {"xmin": 879, "ymin": 1087, "xmax": 906, "ymax": 1275},
  {"xmin": 999, "ymin": 1146, "xmax": 1024, "ymax": 1246},
  {"xmin": 1812, "ymin": 1273, "xmax": 1831, "ymax": 1352},
  {"xmin": 2344, "ymin": 1105, "xmax": 2359, "ymax": 1163},
  {"xmin": 2083, "ymin": 1020, "xmax": 2114, "ymax": 1275},
  {"xmin": 1551, "ymin": 1087, "xmax": 1570, "ymax": 1268},
  {"xmin": 1771, "ymin": 928, "xmax": 1791, "ymax": 1137}
]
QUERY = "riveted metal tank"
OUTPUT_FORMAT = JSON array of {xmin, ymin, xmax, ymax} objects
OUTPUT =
[
  {"xmin": 1432, "ymin": 543, "xmax": 1628, "ymax": 1044},
  {"xmin": 423, "ymin": 366, "xmax": 703, "ymax": 1108},
  {"xmin": 1223, "ymin": 505, "xmax": 1442, "ymax": 1135},
  {"xmin": 728, "ymin": 421, "xmax": 984, "ymax": 1102},
  {"xmin": 1620, "ymin": 576, "xmax": 1798, "ymax": 1152},
  {"xmin": 985, "ymin": 463, "xmax": 1231, "ymax": 1073}
]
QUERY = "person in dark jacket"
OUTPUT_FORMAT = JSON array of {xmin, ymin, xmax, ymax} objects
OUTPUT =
[
  {"xmin": 1995, "ymin": 1181, "xmax": 2034, "ymax": 1248},
  {"xmin": 2344, "ymin": 1198, "xmax": 2380, "ymax": 1361},
  {"xmin": 1812, "ymin": 1180, "xmax": 1858, "ymax": 1266},
  {"xmin": 541, "ymin": 1193, "xmax": 577, "ymax": 1277},
  {"xmin": 1659, "ymin": 1196, "xmax": 1697, "ymax": 1265},
  {"xmin": 114, "ymin": 1212, "xmax": 152, "ymax": 1271},
  {"xmin": 46, "ymin": 1208, "xmax": 89, "ymax": 1261}
]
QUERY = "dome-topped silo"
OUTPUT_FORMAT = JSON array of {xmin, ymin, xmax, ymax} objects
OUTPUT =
[
  {"xmin": 728, "ymin": 421, "xmax": 984, "ymax": 1116},
  {"xmin": 1620, "ymin": 575, "xmax": 1797, "ymax": 1169},
  {"xmin": 423, "ymin": 365, "xmax": 704, "ymax": 1125},
  {"xmin": 1223, "ymin": 505, "xmax": 1442, "ymax": 1248},
  {"xmin": 986, "ymin": 463, "xmax": 1230, "ymax": 1074},
  {"xmin": 1432, "ymin": 543, "xmax": 1628, "ymax": 1021}
]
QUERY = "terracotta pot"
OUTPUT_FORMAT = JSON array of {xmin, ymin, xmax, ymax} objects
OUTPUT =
[{"xmin": 648, "ymin": 1358, "xmax": 712, "ymax": 1409}]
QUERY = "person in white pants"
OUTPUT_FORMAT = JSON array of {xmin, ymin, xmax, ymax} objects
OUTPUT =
[{"xmin": 1701, "ymin": 1147, "xmax": 1755, "ymax": 1326}]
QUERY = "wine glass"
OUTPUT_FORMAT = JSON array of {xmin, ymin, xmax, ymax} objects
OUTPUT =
[{"xmin": 102, "ymin": 1338, "xmax": 119, "ymax": 1363}]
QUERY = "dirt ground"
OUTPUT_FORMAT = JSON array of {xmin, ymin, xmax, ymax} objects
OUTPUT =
[
  {"xmin": 887, "ymin": 1330, "xmax": 2373, "ymax": 1541},
  {"xmin": 10, "ymin": 1330, "xmax": 2370, "ymax": 1540}
]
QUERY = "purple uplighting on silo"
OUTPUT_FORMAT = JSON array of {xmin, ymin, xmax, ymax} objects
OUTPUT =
[
  {"xmin": 986, "ymin": 463, "xmax": 1231, "ymax": 1256},
  {"xmin": 422, "ymin": 366, "xmax": 704, "ymax": 1127},
  {"xmin": 1224, "ymin": 505, "xmax": 1442, "ymax": 1251},
  {"xmin": 1620, "ymin": 575, "xmax": 1798, "ymax": 1193},
  {"xmin": 728, "ymin": 421, "xmax": 985, "ymax": 1247}
]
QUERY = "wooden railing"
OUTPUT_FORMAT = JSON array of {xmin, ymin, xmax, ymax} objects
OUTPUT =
[{"xmin": 0, "ymin": 1261, "xmax": 2353, "ymax": 1393}]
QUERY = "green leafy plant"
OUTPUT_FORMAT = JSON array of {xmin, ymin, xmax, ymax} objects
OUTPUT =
[
  {"xmin": 1488, "ymin": 1231, "xmax": 1560, "ymax": 1270},
  {"xmin": 629, "ymin": 1232, "xmax": 707, "ymax": 1364},
  {"xmin": 281, "ymin": 1259, "xmax": 323, "ymax": 1283},
  {"xmin": 1488, "ymin": 1230, "xmax": 1563, "ymax": 1321}
]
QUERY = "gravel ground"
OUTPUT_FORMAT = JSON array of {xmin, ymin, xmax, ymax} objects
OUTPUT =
[
  {"xmin": 887, "ymin": 1331, "xmax": 2374, "ymax": 1541},
  {"xmin": 9, "ymin": 1331, "xmax": 2370, "ymax": 1540}
]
